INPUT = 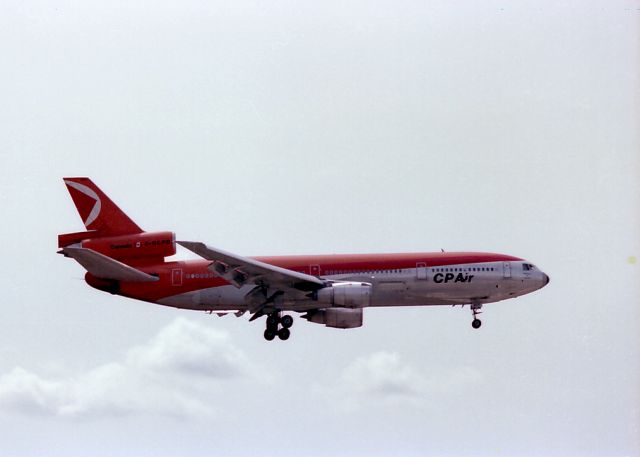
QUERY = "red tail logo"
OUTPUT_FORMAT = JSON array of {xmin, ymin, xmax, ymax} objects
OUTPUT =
[{"xmin": 63, "ymin": 177, "xmax": 142, "ymax": 236}]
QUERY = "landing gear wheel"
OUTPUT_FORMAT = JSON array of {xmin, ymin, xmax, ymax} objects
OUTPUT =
[
  {"xmin": 263, "ymin": 312, "xmax": 292, "ymax": 341},
  {"xmin": 470, "ymin": 302, "xmax": 483, "ymax": 329},
  {"xmin": 278, "ymin": 327, "xmax": 290, "ymax": 340},
  {"xmin": 281, "ymin": 315, "xmax": 294, "ymax": 329},
  {"xmin": 266, "ymin": 314, "xmax": 280, "ymax": 328}
]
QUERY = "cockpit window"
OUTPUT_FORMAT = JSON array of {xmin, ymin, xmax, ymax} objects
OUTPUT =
[{"xmin": 523, "ymin": 263, "xmax": 535, "ymax": 271}]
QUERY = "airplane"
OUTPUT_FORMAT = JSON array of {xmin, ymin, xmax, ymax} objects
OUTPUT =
[{"xmin": 58, "ymin": 178, "xmax": 550, "ymax": 341}]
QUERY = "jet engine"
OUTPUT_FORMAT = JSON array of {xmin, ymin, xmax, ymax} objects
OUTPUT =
[
  {"xmin": 81, "ymin": 231, "xmax": 176, "ymax": 260},
  {"xmin": 316, "ymin": 282, "xmax": 372, "ymax": 308},
  {"xmin": 303, "ymin": 308, "xmax": 363, "ymax": 329}
]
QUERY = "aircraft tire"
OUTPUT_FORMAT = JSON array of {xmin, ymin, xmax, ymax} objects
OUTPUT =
[
  {"xmin": 266, "ymin": 314, "xmax": 279, "ymax": 328},
  {"xmin": 264, "ymin": 328, "xmax": 277, "ymax": 341},
  {"xmin": 472, "ymin": 319, "xmax": 482, "ymax": 329},
  {"xmin": 281, "ymin": 315, "xmax": 294, "ymax": 328},
  {"xmin": 278, "ymin": 328, "xmax": 290, "ymax": 341}
]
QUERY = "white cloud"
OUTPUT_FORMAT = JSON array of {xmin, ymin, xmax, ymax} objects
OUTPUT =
[
  {"xmin": 341, "ymin": 351, "xmax": 423, "ymax": 398},
  {"xmin": 0, "ymin": 318, "xmax": 264, "ymax": 419},
  {"xmin": 319, "ymin": 351, "xmax": 484, "ymax": 412}
]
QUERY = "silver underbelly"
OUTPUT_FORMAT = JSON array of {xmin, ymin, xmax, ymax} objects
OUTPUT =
[{"xmin": 156, "ymin": 275, "xmax": 517, "ymax": 311}]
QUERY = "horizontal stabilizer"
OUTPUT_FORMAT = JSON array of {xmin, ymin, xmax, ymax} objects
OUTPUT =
[{"xmin": 62, "ymin": 246, "xmax": 159, "ymax": 283}]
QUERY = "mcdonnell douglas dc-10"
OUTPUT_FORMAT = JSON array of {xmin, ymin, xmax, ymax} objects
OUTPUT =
[{"xmin": 59, "ymin": 178, "xmax": 549, "ymax": 341}]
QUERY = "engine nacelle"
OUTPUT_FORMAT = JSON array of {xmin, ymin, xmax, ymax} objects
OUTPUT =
[
  {"xmin": 316, "ymin": 282, "xmax": 372, "ymax": 308},
  {"xmin": 304, "ymin": 308, "xmax": 363, "ymax": 329},
  {"xmin": 81, "ymin": 231, "xmax": 176, "ymax": 260}
]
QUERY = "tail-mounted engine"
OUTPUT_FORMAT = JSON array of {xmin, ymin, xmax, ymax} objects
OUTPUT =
[{"xmin": 60, "ymin": 231, "xmax": 176, "ymax": 261}]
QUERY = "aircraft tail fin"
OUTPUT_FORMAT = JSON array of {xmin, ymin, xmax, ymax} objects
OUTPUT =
[{"xmin": 63, "ymin": 177, "xmax": 143, "ymax": 236}]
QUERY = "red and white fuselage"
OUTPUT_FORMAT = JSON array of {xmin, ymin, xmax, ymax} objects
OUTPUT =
[
  {"xmin": 147, "ymin": 253, "xmax": 548, "ymax": 310},
  {"xmin": 60, "ymin": 178, "xmax": 549, "ymax": 340}
]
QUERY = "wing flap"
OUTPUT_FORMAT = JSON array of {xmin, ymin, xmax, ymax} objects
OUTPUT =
[
  {"xmin": 177, "ymin": 241, "xmax": 325, "ymax": 291},
  {"xmin": 62, "ymin": 246, "xmax": 159, "ymax": 282}
]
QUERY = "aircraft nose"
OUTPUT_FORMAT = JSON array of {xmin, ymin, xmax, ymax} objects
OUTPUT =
[{"xmin": 543, "ymin": 273, "xmax": 550, "ymax": 286}]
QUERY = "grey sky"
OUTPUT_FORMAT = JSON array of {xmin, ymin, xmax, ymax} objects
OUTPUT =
[{"xmin": 0, "ymin": 1, "xmax": 638, "ymax": 456}]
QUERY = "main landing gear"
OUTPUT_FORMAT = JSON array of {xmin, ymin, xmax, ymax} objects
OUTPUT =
[
  {"xmin": 263, "ymin": 312, "xmax": 294, "ymax": 341},
  {"xmin": 471, "ymin": 303, "xmax": 482, "ymax": 329}
]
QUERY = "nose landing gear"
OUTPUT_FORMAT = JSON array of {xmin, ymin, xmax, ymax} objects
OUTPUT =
[
  {"xmin": 471, "ymin": 303, "xmax": 482, "ymax": 329},
  {"xmin": 263, "ymin": 312, "xmax": 294, "ymax": 341}
]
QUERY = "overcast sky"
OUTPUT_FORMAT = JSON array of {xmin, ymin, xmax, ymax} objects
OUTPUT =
[{"xmin": 0, "ymin": 1, "xmax": 638, "ymax": 456}]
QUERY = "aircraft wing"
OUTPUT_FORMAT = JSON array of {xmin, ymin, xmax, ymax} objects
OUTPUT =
[
  {"xmin": 177, "ymin": 241, "xmax": 325, "ymax": 292},
  {"xmin": 62, "ymin": 246, "xmax": 159, "ymax": 283}
]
